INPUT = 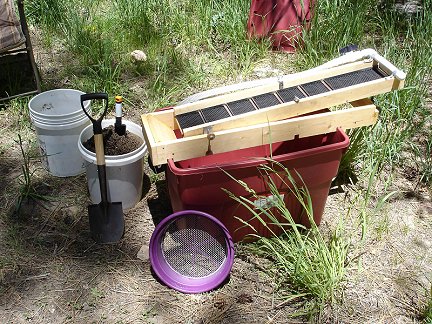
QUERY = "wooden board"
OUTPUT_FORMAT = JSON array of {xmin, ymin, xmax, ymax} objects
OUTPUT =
[
  {"xmin": 142, "ymin": 103, "xmax": 378, "ymax": 165},
  {"xmin": 173, "ymin": 60, "xmax": 374, "ymax": 116},
  {"xmin": 180, "ymin": 76, "xmax": 394, "ymax": 137}
]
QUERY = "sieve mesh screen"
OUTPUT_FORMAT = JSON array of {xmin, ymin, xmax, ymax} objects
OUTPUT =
[
  {"xmin": 161, "ymin": 217, "xmax": 228, "ymax": 278},
  {"xmin": 227, "ymin": 99, "xmax": 256, "ymax": 115},
  {"xmin": 300, "ymin": 80, "xmax": 329, "ymax": 96},
  {"xmin": 277, "ymin": 86, "xmax": 305, "ymax": 102},
  {"xmin": 201, "ymin": 105, "xmax": 231, "ymax": 123},
  {"xmin": 252, "ymin": 93, "xmax": 281, "ymax": 109},
  {"xmin": 176, "ymin": 111, "xmax": 205, "ymax": 129},
  {"xmin": 325, "ymin": 67, "xmax": 385, "ymax": 90}
]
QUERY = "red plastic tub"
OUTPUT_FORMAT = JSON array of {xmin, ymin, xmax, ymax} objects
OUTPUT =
[{"xmin": 166, "ymin": 129, "xmax": 349, "ymax": 242}]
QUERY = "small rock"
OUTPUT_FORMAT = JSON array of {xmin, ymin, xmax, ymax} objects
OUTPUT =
[
  {"xmin": 395, "ymin": 0, "xmax": 422, "ymax": 14},
  {"xmin": 61, "ymin": 206, "xmax": 80, "ymax": 221},
  {"xmin": 415, "ymin": 237, "xmax": 432, "ymax": 249},
  {"xmin": 130, "ymin": 50, "xmax": 147, "ymax": 62},
  {"xmin": 237, "ymin": 293, "xmax": 253, "ymax": 304},
  {"xmin": 253, "ymin": 65, "xmax": 281, "ymax": 78},
  {"xmin": 137, "ymin": 244, "xmax": 150, "ymax": 261}
]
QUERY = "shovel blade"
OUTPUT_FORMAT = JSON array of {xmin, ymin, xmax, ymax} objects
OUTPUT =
[
  {"xmin": 88, "ymin": 202, "xmax": 124, "ymax": 243},
  {"xmin": 115, "ymin": 124, "xmax": 126, "ymax": 136}
]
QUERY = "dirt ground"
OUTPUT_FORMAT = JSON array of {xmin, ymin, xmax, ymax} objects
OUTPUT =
[{"xmin": 0, "ymin": 30, "xmax": 431, "ymax": 324}]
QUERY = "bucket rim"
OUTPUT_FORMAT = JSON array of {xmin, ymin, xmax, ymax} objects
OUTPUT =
[
  {"xmin": 30, "ymin": 111, "xmax": 90, "ymax": 123},
  {"xmin": 29, "ymin": 89, "xmax": 91, "ymax": 118},
  {"xmin": 31, "ymin": 113, "xmax": 91, "ymax": 130},
  {"xmin": 78, "ymin": 119, "xmax": 148, "ymax": 167}
]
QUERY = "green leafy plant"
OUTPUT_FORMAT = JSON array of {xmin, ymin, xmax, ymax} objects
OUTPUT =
[{"xmin": 90, "ymin": 287, "xmax": 105, "ymax": 299}]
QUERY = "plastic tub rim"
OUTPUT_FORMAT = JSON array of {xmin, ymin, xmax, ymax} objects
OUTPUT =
[
  {"xmin": 149, "ymin": 210, "xmax": 235, "ymax": 294},
  {"xmin": 168, "ymin": 128, "xmax": 350, "ymax": 175}
]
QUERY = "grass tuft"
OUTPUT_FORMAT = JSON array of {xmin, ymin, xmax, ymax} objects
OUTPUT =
[
  {"xmin": 26, "ymin": 0, "xmax": 67, "ymax": 32},
  {"xmin": 14, "ymin": 135, "xmax": 50, "ymax": 215},
  {"xmin": 420, "ymin": 283, "xmax": 432, "ymax": 323},
  {"xmin": 225, "ymin": 161, "xmax": 349, "ymax": 319}
]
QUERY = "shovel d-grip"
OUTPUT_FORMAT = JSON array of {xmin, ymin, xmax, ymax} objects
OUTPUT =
[{"xmin": 81, "ymin": 92, "xmax": 109, "ymax": 135}]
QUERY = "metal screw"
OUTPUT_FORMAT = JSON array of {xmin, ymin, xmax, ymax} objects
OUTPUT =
[{"xmin": 206, "ymin": 133, "xmax": 215, "ymax": 155}]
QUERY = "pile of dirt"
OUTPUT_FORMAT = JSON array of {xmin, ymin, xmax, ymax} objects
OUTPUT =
[{"xmin": 83, "ymin": 125, "xmax": 143, "ymax": 156}]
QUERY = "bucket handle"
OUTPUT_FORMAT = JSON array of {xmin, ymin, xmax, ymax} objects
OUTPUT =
[{"xmin": 80, "ymin": 92, "xmax": 109, "ymax": 135}]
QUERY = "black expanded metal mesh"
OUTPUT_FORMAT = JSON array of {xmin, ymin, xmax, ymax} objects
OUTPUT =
[
  {"xmin": 227, "ymin": 99, "xmax": 256, "ymax": 115},
  {"xmin": 161, "ymin": 217, "xmax": 228, "ymax": 278},
  {"xmin": 277, "ymin": 86, "xmax": 305, "ymax": 102},
  {"xmin": 175, "ymin": 67, "xmax": 387, "ymax": 129},
  {"xmin": 176, "ymin": 111, "xmax": 205, "ymax": 129},
  {"xmin": 325, "ymin": 67, "xmax": 386, "ymax": 90},
  {"xmin": 252, "ymin": 93, "xmax": 281, "ymax": 109},
  {"xmin": 201, "ymin": 105, "xmax": 231, "ymax": 123},
  {"xmin": 300, "ymin": 80, "xmax": 329, "ymax": 96}
]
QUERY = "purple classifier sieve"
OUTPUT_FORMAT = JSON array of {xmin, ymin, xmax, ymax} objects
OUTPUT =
[{"xmin": 149, "ymin": 210, "xmax": 235, "ymax": 294}]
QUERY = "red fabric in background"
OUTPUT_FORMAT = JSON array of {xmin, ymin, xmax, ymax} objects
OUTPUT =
[{"xmin": 247, "ymin": 0, "xmax": 315, "ymax": 52}]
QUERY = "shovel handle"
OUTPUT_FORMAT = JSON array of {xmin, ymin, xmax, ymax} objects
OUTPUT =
[
  {"xmin": 96, "ymin": 155, "xmax": 109, "ymax": 204},
  {"xmin": 94, "ymin": 133, "xmax": 105, "ymax": 166},
  {"xmin": 80, "ymin": 92, "xmax": 109, "ymax": 134},
  {"xmin": 81, "ymin": 93, "xmax": 109, "ymax": 203}
]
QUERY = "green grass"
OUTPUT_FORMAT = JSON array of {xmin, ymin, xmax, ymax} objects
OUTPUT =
[
  {"xmin": 26, "ymin": 0, "xmax": 67, "ymax": 32},
  {"xmin": 299, "ymin": 0, "xmax": 374, "ymax": 66},
  {"xmin": 14, "ymin": 135, "xmax": 50, "ymax": 215},
  {"xmin": 421, "ymin": 284, "xmax": 432, "ymax": 323},
  {"xmin": 27, "ymin": 0, "xmax": 270, "ymax": 107},
  {"xmin": 2, "ymin": 98, "xmax": 33, "ymax": 131},
  {"xmin": 224, "ymin": 161, "xmax": 349, "ymax": 319},
  {"xmin": 409, "ymin": 132, "xmax": 432, "ymax": 187},
  {"xmin": 299, "ymin": 0, "xmax": 432, "ymax": 187}
]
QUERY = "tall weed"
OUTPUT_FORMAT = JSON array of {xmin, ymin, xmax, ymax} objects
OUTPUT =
[
  {"xmin": 225, "ymin": 161, "xmax": 349, "ymax": 319},
  {"xmin": 14, "ymin": 135, "xmax": 50, "ymax": 214}
]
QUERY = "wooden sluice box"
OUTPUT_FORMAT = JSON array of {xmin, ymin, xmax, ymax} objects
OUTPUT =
[{"xmin": 141, "ymin": 52, "xmax": 406, "ymax": 166}]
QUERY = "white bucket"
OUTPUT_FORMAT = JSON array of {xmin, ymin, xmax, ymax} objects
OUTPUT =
[
  {"xmin": 78, "ymin": 119, "xmax": 148, "ymax": 211},
  {"xmin": 29, "ymin": 89, "xmax": 91, "ymax": 177}
]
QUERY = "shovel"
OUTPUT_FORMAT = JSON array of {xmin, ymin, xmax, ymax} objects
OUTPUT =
[
  {"xmin": 114, "ymin": 95, "xmax": 126, "ymax": 136},
  {"xmin": 81, "ymin": 93, "xmax": 124, "ymax": 243}
]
